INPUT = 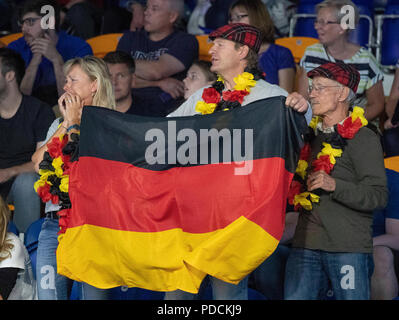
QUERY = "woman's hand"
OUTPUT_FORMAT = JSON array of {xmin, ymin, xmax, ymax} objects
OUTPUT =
[{"xmin": 58, "ymin": 92, "xmax": 83, "ymax": 127}]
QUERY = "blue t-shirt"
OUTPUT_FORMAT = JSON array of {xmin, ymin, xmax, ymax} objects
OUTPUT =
[
  {"xmin": 8, "ymin": 31, "xmax": 93, "ymax": 106},
  {"xmin": 258, "ymin": 43, "xmax": 296, "ymax": 85},
  {"xmin": 373, "ymin": 168, "xmax": 399, "ymax": 237},
  {"xmin": 117, "ymin": 29, "xmax": 199, "ymax": 117}
]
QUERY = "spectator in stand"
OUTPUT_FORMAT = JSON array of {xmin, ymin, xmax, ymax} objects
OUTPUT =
[
  {"xmin": 103, "ymin": 50, "xmax": 136, "ymax": 114},
  {"xmin": 0, "ymin": 196, "xmax": 36, "ymax": 300},
  {"xmin": 284, "ymin": 62, "xmax": 388, "ymax": 300},
  {"xmin": 32, "ymin": 55, "xmax": 115, "ymax": 300},
  {"xmin": 59, "ymin": 0, "xmax": 103, "ymax": 40},
  {"xmin": 183, "ymin": 60, "xmax": 217, "ymax": 100},
  {"xmin": 371, "ymin": 152, "xmax": 399, "ymax": 300},
  {"xmin": 0, "ymin": 47, "xmax": 55, "ymax": 233},
  {"xmin": 116, "ymin": 0, "xmax": 198, "ymax": 117},
  {"xmin": 128, "ymin": 0, "xmax": 146, "ymax": 32},
  {"xmin": 297, "ymin": 0, "xmax": 384, "ymax": 124},
  {"xmin": 101, "ymin": 0, "xmax": 133, "ymax": 34},
  {"xmin": 228, "ymin": 0, "xmax": 296, "ymax": 93},
  {"xmin": 8, "ymin": 0, "xmax": 93, "ymax": 107}
]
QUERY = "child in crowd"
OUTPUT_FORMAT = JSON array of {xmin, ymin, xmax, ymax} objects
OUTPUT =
[{"xmin": 183, "ymin": 60, "xmax": 217, "ymax": 100}]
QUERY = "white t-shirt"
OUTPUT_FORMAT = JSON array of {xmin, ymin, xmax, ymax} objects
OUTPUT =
[{"xmin": 0, "ymin": 233, "xmax": 37, "ymax": 300}]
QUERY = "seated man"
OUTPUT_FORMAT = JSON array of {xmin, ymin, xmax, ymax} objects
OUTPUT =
[
  {"xmin": 0, "ymin": 48, "xmax": 55, "ymax": 232},
  {"xmin": 8, "ymin": 0, "xmax": 93, "ymax": 107},
  {"xmin": 103, "ymin": 50, "xmax": 136, "ymax": 114},
  {"xmin": 116, "ymin": 0, "xmax": 199, "ymax": 117}
]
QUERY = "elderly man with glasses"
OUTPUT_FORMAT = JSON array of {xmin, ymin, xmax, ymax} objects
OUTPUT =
[{"xmin": 284, "ymin": 61, "xmax": 388, "ymax": 300}]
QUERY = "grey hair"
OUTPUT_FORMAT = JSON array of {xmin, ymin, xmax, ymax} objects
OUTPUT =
[
  {"xmin": 166, "ymin": 0, "xmax": 184, "ymax": 19},
  {"xmin": 316, "ymin": 0, "xmax": 360, "ymax": 30}
]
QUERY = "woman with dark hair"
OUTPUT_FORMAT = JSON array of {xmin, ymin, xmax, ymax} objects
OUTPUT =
[{"xmin": 228, "ymin": 0, "xmax": 296, "ymax": 92}]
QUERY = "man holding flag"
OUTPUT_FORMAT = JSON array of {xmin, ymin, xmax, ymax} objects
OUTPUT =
[{"xmin": 50, "ymin": 23, "xmax": 310, "ymax": 299}]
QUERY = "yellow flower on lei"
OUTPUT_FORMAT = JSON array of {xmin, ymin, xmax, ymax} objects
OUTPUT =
[
  {"xmin": 60, "ymin": 176, "xmax": 69, "ymax": 193},
  {"xmin": 233, "ymin": 72, "xmax": 256, "ymax": 91},
  {"xmin": 351, "ymin": 106, "xmax": 368, "ymax": 126},
  {"xmin": 309, "ymin": 116, "xmax": 321, "ymax": 132},
  {"xmin": 52, "ymin": 157, "xmax": 64, "ymax": 177},
  {"xmin": 295, "ymin": 160, "xmax": 308, "ymax": 180},
  {"xmin": 195, "ymin": 101, "xmax": 217, "ymax": 115},
  {"xmin": 294, "ymin": 192, "xmax": 320, "ymax": 211},
  {"xmin": 318, "ymin": 142, "xmax": 342, "ymax": 165}
]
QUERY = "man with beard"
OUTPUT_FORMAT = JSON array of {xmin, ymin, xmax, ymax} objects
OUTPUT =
[{"xmin": 0, "ymin": 48, "xmax": 54, "ymax": 232}]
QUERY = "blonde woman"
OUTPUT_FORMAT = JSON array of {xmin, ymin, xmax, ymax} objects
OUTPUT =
[
  {"xmin": 32, "ymin": 55, "xmax": 115, "ymax": 300},
  {"xmin": 0, "ymin": 196, "xmax": 36, "ymax": 300}
]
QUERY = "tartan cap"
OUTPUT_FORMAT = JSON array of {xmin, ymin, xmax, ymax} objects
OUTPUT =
[
  {"xmin": 208, "ymin": 23, "xmax": 262, "ymax": 53},
  {"xmin": 307, "ymin": 61, "xmax": 360, "ymax": 93}
]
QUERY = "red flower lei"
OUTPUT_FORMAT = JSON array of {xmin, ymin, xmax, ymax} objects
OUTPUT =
[{"xmin": 288, "ymin": 107, "xmax": 368, "ymax": 212}]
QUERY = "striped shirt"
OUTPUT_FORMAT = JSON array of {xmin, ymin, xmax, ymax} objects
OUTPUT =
[{"xmin": 300, "ymin": 43, "xmax": 383, "ymax": 108}]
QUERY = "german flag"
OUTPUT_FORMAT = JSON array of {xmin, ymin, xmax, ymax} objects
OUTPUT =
[{"xmin": 56, "ymin": 96, "xmax": 306, "ymax": 293}]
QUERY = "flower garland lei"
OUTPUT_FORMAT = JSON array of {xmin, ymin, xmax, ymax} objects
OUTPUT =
[
  {"xmin": 288, "ymin": 106, "xmax": 368, "ymax": 212},
  {"xmin": 34, "ymin": 127, "xmax": 80, "ymax": 233},
  {"xmin": 195, "ymin": 72, "xmax": 256, "ymax": 115}
]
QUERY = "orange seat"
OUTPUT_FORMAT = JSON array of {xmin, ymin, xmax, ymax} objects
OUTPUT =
[
  {"xmin": 195, "ymin": 34, "xmax": 212, "ymax": 62},
  {"xmin": 275, "ymin": 36, "xmax": 319, "ymax": 64},
  {"xmin": 86, "ymin": 33, "xmax": 123, "ymax": 59},
  {"xmin": 0, "ymin": 32, "xmax": 23, "ymax": 46},
  {"xmin": 0, "ymin": 40, "xmax": 5, "ymax": 48}
]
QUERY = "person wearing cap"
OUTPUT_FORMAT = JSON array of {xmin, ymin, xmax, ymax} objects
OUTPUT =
[
  {"xmin": 165, "ymin": 23, "xmax": 310, "ymax": 300},
  {"xmin": 284, "ymin": 61, "xmax": 388, "ymax": 300},
  {"xmin": 168, "ymin": 22, "xmax": 310, "ymax": 118}
]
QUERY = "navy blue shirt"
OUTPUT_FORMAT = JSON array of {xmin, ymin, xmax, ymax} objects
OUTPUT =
[
  {"xmin": 259, "ymin": 43, "xmax": 296, "ymax": 86},
  {"xmin": 117, "ymin": 29, "xmax": 198, "ymax": 117},
  {"xmin": 373, "ymin": 168, "xmax": 399, "ymax": 237},
  {"xmin": 8, "ymin": 31, "xmax": 93, "ymax": 106}
]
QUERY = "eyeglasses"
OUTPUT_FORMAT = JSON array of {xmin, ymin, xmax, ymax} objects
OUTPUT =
[
  {"xmin": 308, "ymin": 84, "xmax": 342, "ymax": 93},
  {"xmin": 314, "ymin": 19, "xmax": 340, "ymax": 27},
  {"xmin": 18, "ymin": 17, "xmax": 41, "ymax": 27},
  {"xmin": 229, "ymin": 14, "xmax": 249, "ymax": 22}
]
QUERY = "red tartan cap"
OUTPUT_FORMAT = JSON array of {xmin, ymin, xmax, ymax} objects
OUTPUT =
[
  {"xmin": 208, "ymin": 23, "xmax": 262, "ymax": 53},
  {"xmin": 307, "ymin": 61, "xmax": 360, "ymax": 93}
]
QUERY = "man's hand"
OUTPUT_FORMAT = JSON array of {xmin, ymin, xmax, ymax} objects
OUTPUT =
[
  {"xmin": 30, "ymin": 31, "xmax": 60, "ymax": 63},
  {"xmin": 157, "ymin": 78, "xmax": 185, "ymax": 99},
  {"xmin": 307, "ymin": 170, "xmax": 336, "ymax": 192},
  {"xmin": 286, "ymin": 92, "xmax": 309, "ymax": 113},
  {"xmin": 0, "ymin": 168, "xmax": 15, "ymax": 184}
]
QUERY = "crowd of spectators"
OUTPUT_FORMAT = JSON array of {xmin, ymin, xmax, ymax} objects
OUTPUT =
[{"xmin": 0, "ymin": 0, "xmax": 398, "ymax": 301}]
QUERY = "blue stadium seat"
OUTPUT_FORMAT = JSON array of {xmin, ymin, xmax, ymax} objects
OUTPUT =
[
  {"xmin": 7, "ymin": 220, "xmax": 19, "ymax": 236},
  {"xmin": 348, "ymin": 2, "xmax": 374, "ymax": 48},
  {"xmin": 24, "ymin": 218, "xmax": 45, "ymax": 279},
  {"xmin": 291, "ymin": 0, "xmax": 373, "ymax": 47},
  {"xmin": 378, "ymin": 3, "xmax": 399, "ymax": 67}
]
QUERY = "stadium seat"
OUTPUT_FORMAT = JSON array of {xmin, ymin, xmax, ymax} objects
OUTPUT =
[
  {"xmin": 24, "ymin": 218, "xmax": 45, "ymax": 279},
  {"xmin": 275, "ymin": 36, "xmax": 319, "ymax": 63},
  {"xmin": 376, "ymin": 3, "xmax": 399, "ymax": 68},
  {"xmin": 0, "ymin": 32, "xmax": 23, "ymax": 46},
  {"xmin": 290, "ymin": 1, "xmax": 373, "ymax": 48},
  {"xmin": 196, "ymin": 34, "xmax": 212, "ymax": 62},
  {"xmin": 86, "ymin": 33, "xmax": 123, "ymax": 59},
  {"xmin": 7, "ymin": 220, "xmax": 19, "ymax": 236}
]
